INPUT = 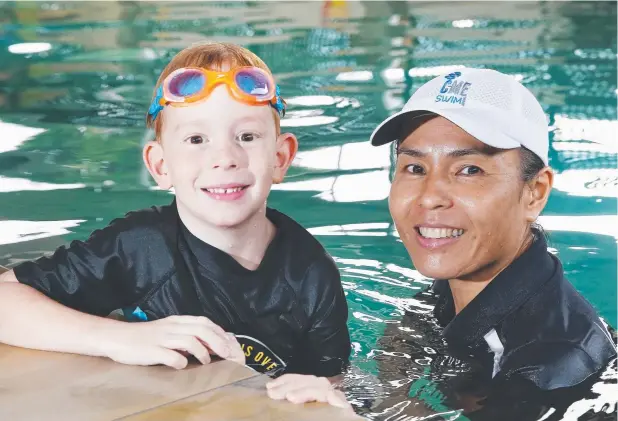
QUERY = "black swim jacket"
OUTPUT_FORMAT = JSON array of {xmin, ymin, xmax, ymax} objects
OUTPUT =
[{"xmin": 13, "ymin": 200, "xmax": 352, "ymax": 377}]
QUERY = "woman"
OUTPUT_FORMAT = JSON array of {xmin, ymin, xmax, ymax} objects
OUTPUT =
[{"xmin": 369, "ymin": 68, "xmax": 616, "ymax": 398}]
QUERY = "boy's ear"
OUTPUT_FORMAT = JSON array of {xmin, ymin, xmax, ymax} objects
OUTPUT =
[
  {"xmin": 273, "ymin": 132, "xmax": 298, "ymax": 184},
  {"xmin": 143, "ymin": 140, "xmax": 172, "ymax": 190}
]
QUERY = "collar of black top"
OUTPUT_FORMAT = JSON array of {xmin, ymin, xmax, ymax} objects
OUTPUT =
[
  {"xmin": 171, "ymin": 199, "xmax": 284, "ymax": 278},
  {"xmin": 432, "ymin": 228, "xmax": 559, "ymax": 349}
]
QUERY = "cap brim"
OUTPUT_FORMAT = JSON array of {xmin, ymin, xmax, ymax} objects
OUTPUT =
[
  {"xmin": 370, "ymin": 110, "xmax": 436, "ymax": 146},
  {"xmin": 370, "ymin": 106, "xmax": 521, "ymax": 151}
]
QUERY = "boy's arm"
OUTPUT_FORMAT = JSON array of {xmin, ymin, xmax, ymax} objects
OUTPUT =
[
  {"xmin": 0, "ymin": 219, "xmax": 245, "ymax": 366},
  {"xmin": 0, "ymin": 269, "xmax": 120, "ymax": 356},
  {"xmin": 0, "ymin": 219, "xmax": 142, "ymax": 353},
  {"xmin": 9, "ymin": 219, "xmax": 149, "ymax": 317},
  {"xmin": 0, "ymin": 269, "xmax": 244, "ymax": 367}
]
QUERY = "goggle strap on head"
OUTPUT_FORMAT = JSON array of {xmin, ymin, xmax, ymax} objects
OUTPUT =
[
  {"xmin": 148, "ymin": 85, "xmax": 165, "ymax": 122},
  {"xmin": 272, "ymin": 85, "xmax": 286, "ymax": 117}
]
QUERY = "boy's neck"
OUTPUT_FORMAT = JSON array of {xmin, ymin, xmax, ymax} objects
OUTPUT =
[{"xmin": 177, "ymin": 203, "xmax": 276, "ymax": 271}]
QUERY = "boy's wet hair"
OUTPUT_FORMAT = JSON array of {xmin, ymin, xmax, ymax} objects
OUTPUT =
[{"xmin": 146, "ymin": 42, "xmax": 283, "ymax": 141}]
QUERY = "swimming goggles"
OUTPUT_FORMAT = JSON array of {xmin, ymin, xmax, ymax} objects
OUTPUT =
[{"xmin": 148, "ymin": 66, "xmax": 286, "ymax": 122}]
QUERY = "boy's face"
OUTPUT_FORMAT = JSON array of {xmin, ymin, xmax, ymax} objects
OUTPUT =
[{"xmin": 144, "ymin": 82, "xmax": 297, "ymax": 229}]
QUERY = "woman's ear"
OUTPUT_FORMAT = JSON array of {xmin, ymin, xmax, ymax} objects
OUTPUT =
[
  {"xmin": 143, "ymin": 140, "xmax": 172, "ymax": 190},
  {"xmin": 272, "ymin": 132, "xmax": 298, "ymax": 184},
  {"xmin": 524, "ymin": 167, "xmax": 554, "ymax": 223}
]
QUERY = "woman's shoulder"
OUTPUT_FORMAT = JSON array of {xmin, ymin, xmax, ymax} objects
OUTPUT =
[{"xmin": 499, "ymin": 269, "xmax": 617, "ymax": 389}]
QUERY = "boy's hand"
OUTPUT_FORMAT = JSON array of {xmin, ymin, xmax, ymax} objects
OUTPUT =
[
  {"xmin": 99, "ymin": 315, "xmax": 245, "ymax": 369},
  {"xmin": 266, "ymin": 374, "xmax": 352, "ymax": 411}
]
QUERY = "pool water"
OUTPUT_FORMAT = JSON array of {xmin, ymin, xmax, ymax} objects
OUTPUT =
[{"xmin": 0, "ymin": 1, "xmax": 616, "ymax": 420}]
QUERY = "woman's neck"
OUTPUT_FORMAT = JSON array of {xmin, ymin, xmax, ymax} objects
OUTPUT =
[
  {"xmin": 449, "ymin": 228, "xmax": 535, "ymax": 314},
  {"xmin": 448, "ymin": 278, "xmax": 493, "ymax": 315},
  {"xmin": 177, "ymin": 203, "xmax": 276, "ymax": 271}
]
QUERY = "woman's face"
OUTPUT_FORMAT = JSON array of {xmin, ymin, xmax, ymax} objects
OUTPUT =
[{"xmin": 389, "ymin": 116, "xmax": 551, "ymax": 282}]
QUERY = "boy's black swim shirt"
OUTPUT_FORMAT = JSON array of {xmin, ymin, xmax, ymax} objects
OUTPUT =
[
  {"xmin": 13, "ymin": 200, "xmax": 352, "ymax": 377},
  {"xmin": 432, "ymin": 229, "xmax": 617, "ymax": 390}
]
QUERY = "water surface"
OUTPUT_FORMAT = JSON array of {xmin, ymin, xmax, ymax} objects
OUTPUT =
[{"xmin": 0, "ymin": 2, "xmax": 616, "ymax": 419}]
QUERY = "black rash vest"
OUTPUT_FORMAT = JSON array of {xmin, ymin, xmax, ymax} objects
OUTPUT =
[
  {"xmin": 432, "ymin": 228, "xmax": 617, "ymax": 391},
  {"xmin": 13, "ymin": 200, "xmax": 352, "ymax": 377}
]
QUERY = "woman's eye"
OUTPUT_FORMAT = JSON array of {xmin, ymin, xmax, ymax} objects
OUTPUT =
[
  {"xmin": 458, "ymin": 165, "xmax": 483, "ymax": 176},
  {"xmin": 405, "ymin": 164, "xmax": 425, "ymax": 175},
  {"xmin": 187, "ymin": 135, "xmax": 203, "ymax": 145},
  {"xmin": 238, "ymin": 132, "xmax": 257, "ymax": 142}
]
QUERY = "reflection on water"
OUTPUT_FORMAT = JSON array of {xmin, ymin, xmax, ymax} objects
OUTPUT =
[{"xmin": 0, "ymin": 1, "xmax": 616, "ymax": 419}]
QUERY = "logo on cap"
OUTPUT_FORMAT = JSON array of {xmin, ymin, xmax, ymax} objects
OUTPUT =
[{"xmin": 436, "ymin": 72, "xmax": 471, "ymax": 106}]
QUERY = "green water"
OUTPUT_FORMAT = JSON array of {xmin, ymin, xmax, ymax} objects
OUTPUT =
[{"xmin": 0, "ymin": 1, "xmax": 616, "ymax": 419}]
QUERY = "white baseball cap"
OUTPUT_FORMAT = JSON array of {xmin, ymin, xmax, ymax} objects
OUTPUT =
[{"xmin": 370, "ymin": 68, "xmax": 550, "ymax": 165}]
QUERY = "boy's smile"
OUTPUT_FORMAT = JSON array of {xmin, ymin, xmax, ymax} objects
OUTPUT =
[{"xmin": 201, "ymin": 183, "xmax": 249, "ymax": 201}]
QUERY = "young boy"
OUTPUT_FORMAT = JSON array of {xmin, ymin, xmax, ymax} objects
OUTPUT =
[{"xmin": 0, "ymin": 42, "xmax": 352, "ymax": 409}]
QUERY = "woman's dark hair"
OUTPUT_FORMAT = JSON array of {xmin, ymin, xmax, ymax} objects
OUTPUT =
[{"xmin": 519, "ymin": 146, "xmax": 546, "ymax": 182}]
